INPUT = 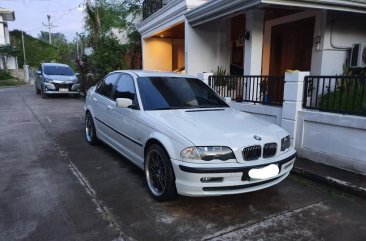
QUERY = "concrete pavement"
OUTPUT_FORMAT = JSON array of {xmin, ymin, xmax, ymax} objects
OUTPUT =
[{"xmin": 1, "ymin": 85, "xmax": 366, "ymax": 241}]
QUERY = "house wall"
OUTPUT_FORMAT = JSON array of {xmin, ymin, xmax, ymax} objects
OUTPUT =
[
  {"xmin": 296, "ymin": 110, "xmax": 366, "ymax": 174},
  {"xmin": 0, "ymin": 16, "xmax": 6, "ymax": 45},
  {"xmin": 185, "ymin": 18, "xmax": 231, "ymax": 76},
  {"xmin": 317, "ymin": 11, "xmax": 366, "ymax": 75},
  {"xmin": 230, "ymin": 102, "xmax": 282, "ymax": 125},
  {"xmin": 142, "ymin": 38, "xmax": 173, "ymax": 71}
]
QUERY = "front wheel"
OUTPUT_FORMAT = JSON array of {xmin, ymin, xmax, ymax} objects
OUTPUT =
[
  {"xmin": 41, "ymin": 85, "xmax": 47, "ymax": 98},
  {"xmin": 85, "ymin": 112, "xmax": 98, "ymax": 145},
  {"xmin": 145, "ymin": 144, "xmax": 177, "ymax": 201}
]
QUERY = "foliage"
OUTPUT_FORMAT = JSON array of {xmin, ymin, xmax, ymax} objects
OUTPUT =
[
  {"xmin": 80, "ymin": 0, "xmax": 142, "ymax": 75},
  {"xmin": 211, "ymin": 66, "xmax": 237, "ymax": 90},
  {"xmin": 10, "ymin": 30, "xmax": 59, "ymax": 67},
  {"xmin": 10, "ymin": 30, "xmax": 77, "ymax": 70},
  {"xmin": 0, "ymin": 70, "xmax": 26, "ymax": 86},
  {"xmin": 91, "ymin": 34, "xmax": 127, "ymax": 75},
  {"xmin": 0, "ymin": 70, "xmax": 13, "ymax": 80}
]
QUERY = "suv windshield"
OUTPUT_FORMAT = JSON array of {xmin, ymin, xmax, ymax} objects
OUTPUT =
[
  {"xmin": 137, "ymin": 77, "xmax": 229, "ymax": 110},
  {"xmin": 44, "ymin": 65, "xmax": 74, "ymax": 76}
]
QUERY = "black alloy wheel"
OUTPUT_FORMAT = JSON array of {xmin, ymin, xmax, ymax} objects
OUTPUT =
[{"xmin": 145, "ymin": 144, "xmax": 177, "ymax": 201}]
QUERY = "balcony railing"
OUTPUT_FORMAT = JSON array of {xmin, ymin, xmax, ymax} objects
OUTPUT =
[
  {"xmin": 208, "ymin": 75, "xmax": 284, "ymax": 106},
  {"xmin": 142, "ymin": 0, "xmax": 170, "ymax": 20},
  {"xmin": 303, "ymin": 75, "xmax": 366, "ymax": 116}
]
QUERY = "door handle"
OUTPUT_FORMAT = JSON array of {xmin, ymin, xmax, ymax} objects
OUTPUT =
[
  {"xmin": 107, "ymin": 105, "xmax": 115, "ymax": 111},
  {"xmin": 92, "ymin": 97, "xmax": 98, "ymax": 102}
]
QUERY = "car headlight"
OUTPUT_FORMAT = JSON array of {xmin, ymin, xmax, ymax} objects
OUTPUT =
[
  {"xmin": 44, "ymin": 78, "xmax": 53, "ymax": 82},
  {"xmin": 180, "ymin": 146, "xmax": 236, "ymax": 162},
  {"xmin": 281, "ymin": 135, "xmax": 291, "ymax": 151}
]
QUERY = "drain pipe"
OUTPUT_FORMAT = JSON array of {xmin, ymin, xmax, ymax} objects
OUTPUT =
[{"xmin": 329, "ymin": 20, "xmax": 351, "ymax": 51}]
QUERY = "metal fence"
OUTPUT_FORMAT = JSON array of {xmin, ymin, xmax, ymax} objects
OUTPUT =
[
  {"xmin": 80, "ymin": 74, "xmax": 103, "ymax": 96},
  {"xmin": 303, "ymin": 76, "xmax": 366, "ymax": 116},
  {"xmin": 142, "ymin": 0, "xmax": 168, "ymax": 19},
  {"xmin": 208, "ymin": 75, "xmax": 284, "ymax": 106}
]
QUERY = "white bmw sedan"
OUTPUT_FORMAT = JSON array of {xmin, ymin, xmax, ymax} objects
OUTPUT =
[{"xmin": 84, "ymin": 70, "xmax": 296, "ymax": 201}]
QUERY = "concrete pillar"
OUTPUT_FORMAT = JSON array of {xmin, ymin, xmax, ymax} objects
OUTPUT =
[
  {"xmin": 244, "ymin": 9, "xmax": 264, "ymax": 75},
  {"xmin": 197, "ymin": 72, "xmax": 213, "ymax": 85},
  {"xmin": 281, "ymin": 71, "xmax": 309, "ymax": 145}
]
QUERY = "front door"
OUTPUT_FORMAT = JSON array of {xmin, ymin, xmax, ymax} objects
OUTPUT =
[{"xmin": 269, "ymin": 17, "xmax": 315, "ymax": 103}]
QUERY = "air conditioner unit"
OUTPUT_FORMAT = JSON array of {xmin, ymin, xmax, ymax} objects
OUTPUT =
[{"xmin": 350, "ymin": 43, "xmax": 366, "ymax": 68}]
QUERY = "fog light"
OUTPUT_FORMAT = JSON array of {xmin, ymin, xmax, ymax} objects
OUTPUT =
[{"xmin": 200, "ymin": 177, "xmax": 223, "ymax": 183}]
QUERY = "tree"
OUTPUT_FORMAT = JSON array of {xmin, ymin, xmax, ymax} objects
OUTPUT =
[{"xmin": 80, "ymin": 0, "xmax": 142, "ymax": 75}]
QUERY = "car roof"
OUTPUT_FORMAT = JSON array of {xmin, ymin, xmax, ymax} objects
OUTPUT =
[
  {"xmin": 112, "ymin": 70, "xmax": 196, "ymax": 79},
  {"xmin": 42, "ymin": 63, "xmax": 70, "ymax": 68}
]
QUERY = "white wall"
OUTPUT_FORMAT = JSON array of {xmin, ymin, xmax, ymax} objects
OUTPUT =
[
  {"xmin": 0, "ymin": 16, "xmax": 6, "ymax": 45},
  {"xmin": 296, "ymin": 110, "xmax": 366, "ymax": 174},
  {"xmin": 317, "ymin": 11, "xmax": 366, "ymax": 75},
  {"xmin": 185, "ymin": 18, "xmax": 231, "ymax": 76},
  {"xmin": 230, "ymin": 102, "xmax": 283, "ymax": 125},
  {"xmin": 142, "ymin": 38, "xmax": 173, "ymax": 71}
]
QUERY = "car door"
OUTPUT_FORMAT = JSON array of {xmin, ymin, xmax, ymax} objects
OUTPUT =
[
  {"xmin": 92, "ymin": 73, "xmax": 120, "ymax": 142},
  {"xmin": 108, "ymin": 73, "xmax": 142, "ymax": 164}
]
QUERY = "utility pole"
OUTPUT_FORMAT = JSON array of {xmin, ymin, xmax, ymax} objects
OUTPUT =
[
  {"xmin": 21, "ymin": 30, "xmax": 29, "ymax": 83},
  {"xmin": 21, "ymin": 30, "xmax": 26, "ymax": 65},
  {"xmin": 42, "ymin": 15, "xmax": 56, "ymax": 44}
]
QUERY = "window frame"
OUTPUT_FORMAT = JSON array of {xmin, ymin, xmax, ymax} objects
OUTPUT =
[
  {"xmin": 114, "ymin": 73, "xmax": 140, "ymax": 110},
  {"xmin": 95, "ymin": 73, "xmax": 121, "ymax": 99}
]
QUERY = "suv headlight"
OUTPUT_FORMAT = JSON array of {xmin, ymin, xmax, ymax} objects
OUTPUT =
[
  {"xmin": 180, "ymin": 146, "xmax": 236, "ymax": 162},
  {"xmin": 281, "ymin": 135, "xmax": 291, "ymax": 151},
  {"xmin": 44, "ymin": 78, "xmax": 53, "ymax": 82}
]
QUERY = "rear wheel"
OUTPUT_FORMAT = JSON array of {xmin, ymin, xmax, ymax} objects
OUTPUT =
[
  {"xmin": 145, "ymin": 144, "xmax": 177, "ymax": 201},
  {"xmin": 85, "ymin": 112, "xmax": 98, "ymax": 145}
]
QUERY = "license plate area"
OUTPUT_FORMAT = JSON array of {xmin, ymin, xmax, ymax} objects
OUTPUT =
[
  {"xmin": 59, "ymin": 88, "xmax": 69, "ymax": 92},
  {"xmin": 242, "ymin": 164, "xmax": 279, "ymax": 181}
]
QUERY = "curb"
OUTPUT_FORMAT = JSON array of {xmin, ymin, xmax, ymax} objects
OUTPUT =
[{"xmin": 292, "ymin": 167, "xmax": 366, "ymax": 199}]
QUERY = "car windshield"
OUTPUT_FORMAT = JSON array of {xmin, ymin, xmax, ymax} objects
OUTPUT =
[
  {"xmin": 137, "ymin": 76, "xmax": 229, "ymax": 110},
  {"xmin": 44, "ymin": 65, "xmax": 74, "ymax": 76}
]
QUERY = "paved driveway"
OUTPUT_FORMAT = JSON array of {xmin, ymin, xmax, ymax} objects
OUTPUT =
[{"xmin": 1, "ymin": 86, "xmax": 366, "ymax": 241}]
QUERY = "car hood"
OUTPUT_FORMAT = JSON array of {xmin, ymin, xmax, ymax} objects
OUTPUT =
[
  {"xmin": 44, "ymin": 74, "xmax": 77, "ymax": 81},
  {"xmin": 145, "ymin": 108, "xmax": 287, "ymax": 148}
]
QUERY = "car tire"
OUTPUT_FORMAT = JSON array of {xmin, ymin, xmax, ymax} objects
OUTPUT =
[
  {"xmin": 41, "ymin": 85, "xmax": 47, "ymax": 98},
  {"xmin": 36, "ymin": 85, "xmax": 41, "ymax": 94},
  {"xmin": 85, "ymin": 112, "xmax": 98, "ymax": 145},
  {"xmin": 145, "ymin": 144, "xmax": 177, "ymax": 201}
]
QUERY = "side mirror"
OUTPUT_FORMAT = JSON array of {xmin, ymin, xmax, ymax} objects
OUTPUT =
[
  {"xmin": 36, "ymin": 70, "xmax": 42, "ymax": 75},
  {"xmin": 116, "ymin": 98, "xmax": 133, "ymax": 108},
  {"xmin": 224, "ymin": 97, "xmax": 232, "ymax": 104},
  {"xmin": 75, "ymin": 73, "xmax": 80, "ymax": 76}
]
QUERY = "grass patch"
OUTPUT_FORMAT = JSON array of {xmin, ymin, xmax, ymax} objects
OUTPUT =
[{"xmin": 0, "ymin": 78, "xmax": 27, "ymax": 87}]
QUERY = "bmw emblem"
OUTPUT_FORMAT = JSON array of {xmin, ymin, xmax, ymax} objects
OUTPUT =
[{"xmin": 254, "ymin": 135, "xmax": 261, "ymax": 141}]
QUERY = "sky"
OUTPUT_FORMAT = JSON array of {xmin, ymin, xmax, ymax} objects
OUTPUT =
[{"xmin": 0, "ymin": 0, "xmax": 85, "ymax": 41}]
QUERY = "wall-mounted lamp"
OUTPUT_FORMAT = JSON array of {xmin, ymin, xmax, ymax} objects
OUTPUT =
[
  {"xmin": 239, "ymin": 30, "xmax": 251, "ymax": 43},
  {"xmin": 244, "ymin": 30, "xmax": 250, "ymax": 41}
]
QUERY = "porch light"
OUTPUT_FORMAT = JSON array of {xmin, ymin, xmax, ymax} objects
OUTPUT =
[{"xmin": 160, "ymin": 35, "xmax": 164, "ymax": 38}]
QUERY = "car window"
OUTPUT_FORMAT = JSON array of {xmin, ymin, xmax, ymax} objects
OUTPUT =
[
  {"xmin": 96, "ymin": 73, "xmax": 120, "ymax": 98},
  {"xmin": 114, "ymin": 74, "xmax": 136, "ymax": 100},
  {"xmin": 137, "ymin": 77, "xmax": 229, "ymax": 110},
  {"xmin": 44, "ymin": 65, "xmax": 74, "ymax": 76}
]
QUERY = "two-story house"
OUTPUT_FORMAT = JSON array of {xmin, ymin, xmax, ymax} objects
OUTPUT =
[{"xmin": 0, "ymin": 8, "xmax": 17, "ymax": 70}]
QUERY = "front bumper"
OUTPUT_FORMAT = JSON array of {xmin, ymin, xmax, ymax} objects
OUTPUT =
[
  {"xmin": 171, "ymin": 151, "xmax": 296, "ymax": 196},
  {"xmin": 44, "ymin": 82, "xmax": 80, "ymax": 94}
]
